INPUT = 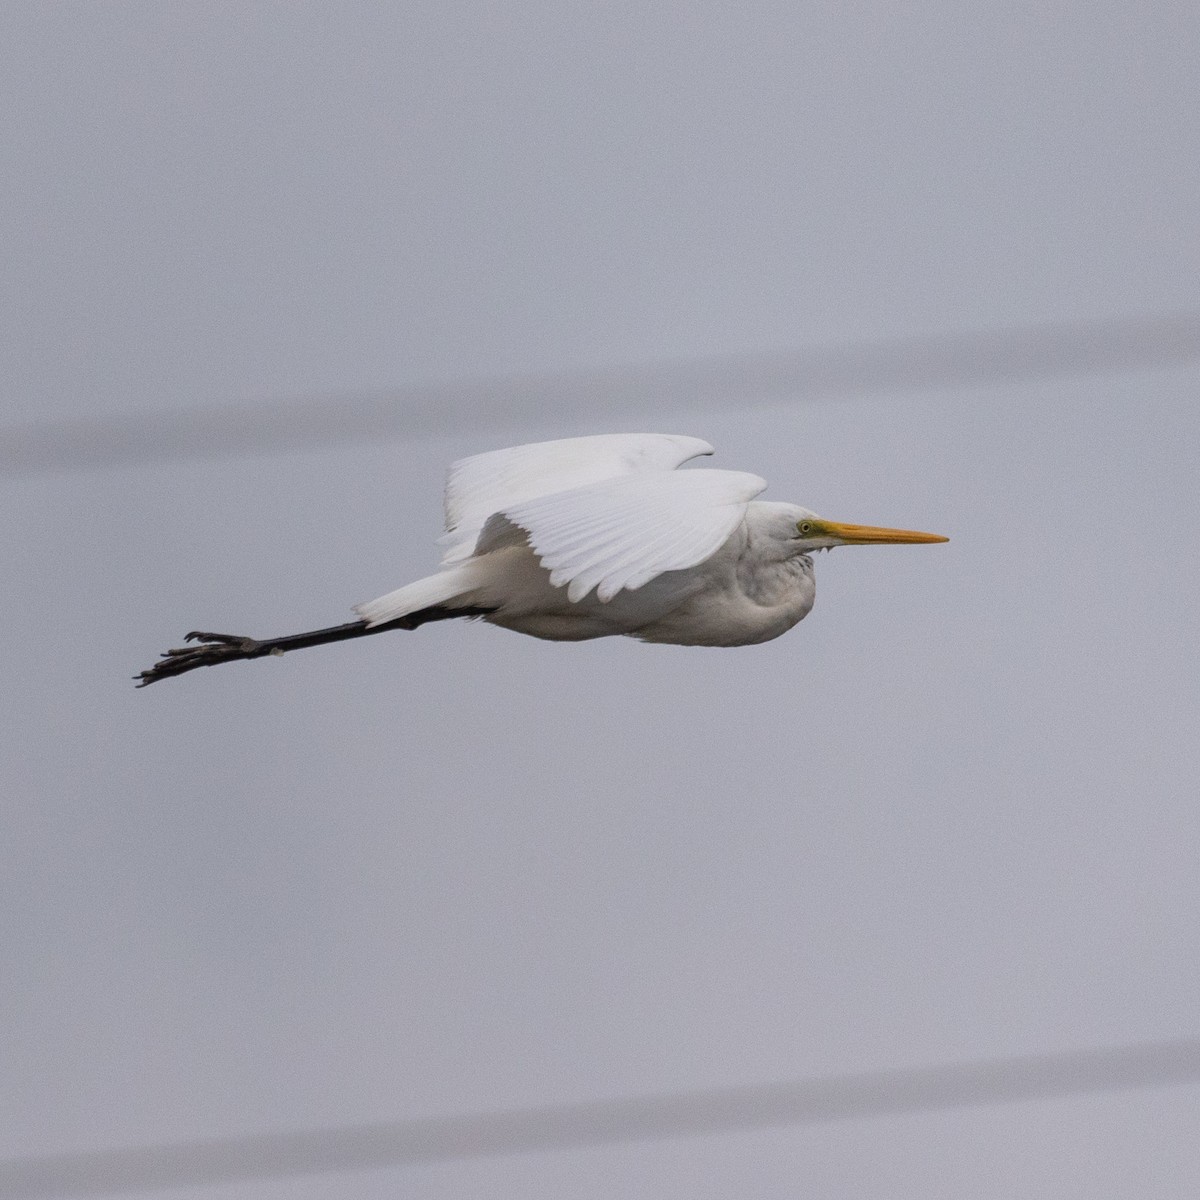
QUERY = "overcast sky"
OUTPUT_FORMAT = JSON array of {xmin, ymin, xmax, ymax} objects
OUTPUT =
[{"xmin": 3, "ymin": 3, "xmax": 1200, "ymax": 1197}]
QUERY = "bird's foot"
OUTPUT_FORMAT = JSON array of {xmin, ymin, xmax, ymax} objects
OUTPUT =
[
  {"xmin": 183, "ymin": 630, "xmax": 261, "ymax": 649},
  {"xmin": 135, "ymin": 631, "xmax": 265, "ymax": 687}
]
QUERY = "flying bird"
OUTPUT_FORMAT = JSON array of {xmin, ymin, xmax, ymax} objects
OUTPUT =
[{"xmin": 136, "ymin": 433, "xmax": 947, "ymax": 685}]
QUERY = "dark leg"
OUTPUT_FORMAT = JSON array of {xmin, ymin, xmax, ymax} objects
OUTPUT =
[{"xmin": 134, "ymin": 605, "xmax": 497, "ymax": 687}]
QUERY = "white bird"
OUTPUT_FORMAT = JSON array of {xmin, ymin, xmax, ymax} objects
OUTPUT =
[{"xmin": 137, "ymin": 433, "xmax": 947, "ymax": 685}]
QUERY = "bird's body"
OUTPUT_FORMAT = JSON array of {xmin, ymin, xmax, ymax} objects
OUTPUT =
[
  {"xmin": 137, "ymin": 434, "xmax": 946, "ymax": 685},
  {"xmin": 433, "ymin": 504, "xmax": 817, "ymax": 647}
]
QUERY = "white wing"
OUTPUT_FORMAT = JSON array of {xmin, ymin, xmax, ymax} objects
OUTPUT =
[
  {"xmin": 476, "ymin": 468, "xmax": 767, "ymax": 603},
  {"xmin": 440, "ymin": 433, "xmax": 713, "ymax": 563}
]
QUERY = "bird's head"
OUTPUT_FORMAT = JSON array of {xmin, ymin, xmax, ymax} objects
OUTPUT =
[{"xmin": 789, "ymin": 506, "xmax": 949, "ymax": 553}]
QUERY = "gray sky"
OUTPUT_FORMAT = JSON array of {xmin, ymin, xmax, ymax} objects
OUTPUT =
[{"xmin": 3, "ymin": 3, "xmax": 1199, "ymax": 1197}]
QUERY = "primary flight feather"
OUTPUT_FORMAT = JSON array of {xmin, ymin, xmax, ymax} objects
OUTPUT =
[{"xmin": 136, "ymin": 433, "xmax": 947, "ymax": 685}]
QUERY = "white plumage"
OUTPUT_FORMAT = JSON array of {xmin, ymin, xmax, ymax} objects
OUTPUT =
[
  {"xmin": 474, "ymin": 468, "xmax": 766, "ymax": 603},
  {"xmin": 352, "ymin": 433, "xmax": 946, "ymax": 647},
  {"xmin": 439, "ymin": 433, "xmax": 715, "ymax": 564}
]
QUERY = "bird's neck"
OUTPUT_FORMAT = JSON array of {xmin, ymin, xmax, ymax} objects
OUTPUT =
[{"xmin": 738, "ymin": 552, "xmax": 814, "ymax": 607}]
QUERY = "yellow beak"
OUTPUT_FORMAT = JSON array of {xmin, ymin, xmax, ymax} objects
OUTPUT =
[{"xmin": 821, "ymin": 520, "xmax": 949, "ymax": 545}]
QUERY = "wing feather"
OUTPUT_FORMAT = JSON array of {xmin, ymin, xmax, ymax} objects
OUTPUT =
[
  {"xmin": 440, "ymin": 433, "xmax": 713, "ymax": 562},
  {"xmin": 477, "ymin": 468, "xmax": 767, "ymax": 603}
]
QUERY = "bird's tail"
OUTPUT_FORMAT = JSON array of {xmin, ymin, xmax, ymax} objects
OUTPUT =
[{"xmin": 353, "ymin": 561, "xmax": 491, "ymax": 628}]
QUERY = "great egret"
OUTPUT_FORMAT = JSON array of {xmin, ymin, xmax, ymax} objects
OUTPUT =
[{"xmin": 136, "ymin": 433, "xmax": 947, "ymax": 685}]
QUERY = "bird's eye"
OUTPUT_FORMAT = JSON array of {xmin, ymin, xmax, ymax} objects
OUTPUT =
[{"xmin": 798, "ymin": 521, "xmax": 813, "ymax": 535}]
